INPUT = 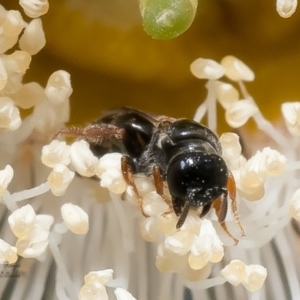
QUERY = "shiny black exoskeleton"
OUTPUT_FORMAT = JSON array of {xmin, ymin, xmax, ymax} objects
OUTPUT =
[{"xmin": 87, "ymin": 107, "xmax": 229, "ymax": 228}]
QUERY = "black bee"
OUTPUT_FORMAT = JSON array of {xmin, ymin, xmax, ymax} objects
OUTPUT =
[{"xmin": 57, "ymin": 107, "xmax": 245, "ymax": 243}]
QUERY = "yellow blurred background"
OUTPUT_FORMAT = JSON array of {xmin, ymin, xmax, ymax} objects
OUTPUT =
[{"xmin": 4, "ymin": 0, "xmax": 300, "ymax": 127}]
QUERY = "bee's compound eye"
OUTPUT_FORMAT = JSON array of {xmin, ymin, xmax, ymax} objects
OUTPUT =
[{"xmin": 167, "ymin": 152, "xmax": 228, "ymax": 203}]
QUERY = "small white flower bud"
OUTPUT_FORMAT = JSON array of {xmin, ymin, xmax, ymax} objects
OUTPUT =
[
  {"xmin": 2, "ymin": 50, "xmax": 31, "ymax": 74},
  {"xmin": 45, "ymin": 70, "xmax": 73, "ymax": 104},
  {"xmin": 70, "ymin": 140, "xmax": 98, "ymax": 177},
  {"xmin": 13, "ymin": 81, "xmax": 45, "ymax": 109},
  {"xmin": 276, "ymin": 0, "xmax": 298, "ymax": 18},
  {"xmin": 0, "ymin": 34, "xmax": 18, "ymax": 54},
  {"xmin": 19, "ymin": 18, "xmax": 46, "ymax": 55},
  {"xmin": 0, "ymin": 58, "xmax": 8, "ymax": 91},
  {"xmin": 156, "ymin": 212, "xmax": 177, "ymax": 235},
  {"xmin": 97, "ymin": 153, "xmax": 122, "ymax": 176},
  {"xmin": 190, "ymin": 58, "xmax": 225, "ymax": 80},
  {"xmin": 140, "ymin": 217, "xmax": 159, "ymax": 242},
  {"xmin": 16, "ymin": 224, "xmax": 50, "ymax": 258},
  {"xmin": 114, "ymin": 288, "xmax": 137, "ymax": 300},
  {"xmin": 79, "ymin": 282, "xmax": 108, "ymax": 300},
  {"xmin": 8, "ymin": 204, "xmax": 36, "ymax": 238},
  {"xmin": 0, "ymin": 239, "xmax": 18, "ymax": 264},
  {"xmin": 242, "ymin": 264, "xmax": 267, "ymax": 292},
  {"xmin": 281, "ymin": 102, "xmax": 300, "ymax": 136},
  {"xmin": 215, "ymin": 81, "xmax": 239, "ymax": 109},
  {"xmin": 290, "ymin": 188, "xmax": 300, "ymax": 220},
  {"xmin": 143, "ymin": 192, "xmax": 169, "ymax": 217},
  {"xmin": 0, "ymin": 96, "xmax": 21, "ymax": 130},
  {"xmin": 2, "ymin": 10, "xmax": 25, "ymax": 37},
  {"xmin": 84, "ymin": 269, "xmax": 114, "ymax": 285},
  {"xmin": 47, "ymin": 164, "xmax": 74, "ymax": 196},
  {"xmin": 221, "ymin": 259, "xmax": 247, "ymax": 286},
  {"xmin": 261, "ymin": 147, "xmax": 286, "ymax": 176},
  {"xmin": 221, "ymin": 56, "xmax": 255, "ymax": 82},
  {"xmin": 41, "ymin": 140, "xmax": 71, "ymax": 168},
  {"xmin": 225, "ymin": 99, "xmax": 258, "ymax": 128},
  {"xmin": 164, "ymin": 230, "xmax": 195, "ymax": 256},
  {"xmin": 0, "ymin": 164, "xmax": 14, "ymax": 197},
  {"xmin": 100, "ymin": 168, "xmax": 127, "ymax": 194},
  {"xmin": 61, "ymin": 203, "xmax": 89, "ymax": 235},
  {"xmin": 19, "ymin": 0, "xmax": 49, "ymax": 18},
  {"xmin": 220, "ymin": 132, "xmax": 242, "ymax": 170}
]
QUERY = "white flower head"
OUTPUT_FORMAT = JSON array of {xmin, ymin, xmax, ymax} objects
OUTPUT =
[
  {"xmin": 2, "ymin": 50, "xmax": 31, "ymax": 75},
  {"xmin": 242, "ymin": 264, "xmax": 268, "ymax": 292},
  {"xmin": 0, "ymin": 239, "xmax": 18, "ymax": 264},
  {"xmin": 2, "ymin": 10, "xmax": 25, "ymax": 37},
  {"xmin": 19, "ymin": 0, "xmax": 49, "ymax": 18},
  {"xmin": 8, "ymin": 204, "xmax": 36, "ymax": 238},
  {"xmin": 61, "ymin": 203, "xmax": 89, "ymax": 235},
  {"xmin": 281, "ymin": 101, "xmax": 300, "ymax": 136},
  {"xmin": 14, "ymin": 214, "xmax": 52, "ymax": 259},
  {"xmin": 0, "ymin": 96, "xmax": 22, "ymax": 130},
  {"xmin": 219, "ymin": 132, "xmax": 243, "ymax": 170},
  {"xmin": 70, "ymin": 140, "xmax": 98, "ymax": 177},
  {"xmin": 261, "ymin": 147, "xmax": 286, "ymax": 176},
  {"xmin": 84, "ymin": 269, "xmax": 114, "ymax": 285},
  {"xmin": 0, "ymin": 164, "xmax": 14, "ymax": 197},
  {"xmin": 190, "ymin": 58, "xmax": 225, "ymax": 80},
  {"xmin": 78, "ymin": 282, "xmax": 108, "ymax": 300},
  {"xmin": 143, "ymin": 191, "xmax": 169, "ymax": 217},
  {"xmin": 215, "ymin": 81, "xmax": 239, "ymax": 109},
  {"xmin": 225, "ymin": 99, "xmax": 258, "ymax": 128},
  {"xmin": 47, "ymin": 164, "xmax": 74, "ymax": 196},
  {"xmin": 221, "ymin": 259, "xmax": 247, "ymax": 286},
  {"xmin": 45, "ymin": 70, "xmax": 73, "ymax": 105},
  {"xmin": 164, "ymin": 230, "xmax": 195, "ymax": 256},
  {"xmin": 221, "ymin": 55, "xmax": 255, "ymax": 82},
  {"xmin": 276, "ymin": 0, "xmax": 298, "ymax": 18},
  {"xmin": 19, "ymin": 18, "xmax": 46, "ymax": 55},
  {"xmin": 42, "ymin": 140, "xmax": 71, "ymax": 168}
]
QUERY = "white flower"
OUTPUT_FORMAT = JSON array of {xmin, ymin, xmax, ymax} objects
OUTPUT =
[
  {"xmin": 84, "ymin": 269, "xmax": 114, "ymax": 285},
  {"xmin": 281, "ymin": 101, "xmax": 300, "ymax": 136},
  {"xmin": 221, "ymin": 55, "xmax": 255, "ymax": 82},
  {"xmin": 45, "ymin": 70, "xmax": 73, "ymax": 104},
  {"xmin": 242, "ymin": 264, "xmax": 268, "ymax": 292},
  {"xmin": 0, "ymin": 96, "xmax": 22, "ymax": 130},
  {"xmin": 70, "ymin": 140, "xmax": 98, "ymax": 177},
  {"xmin": 19, "ymin": 18, "xmax": 46, "ymax": 55},
  {"xmin": 276, "ymin": 0, "xmax": 298, "ymax": 17},
  {"xmin": 2, "ymin": 10, "xmax": 25, "ymax": 37},
  {"xmin": 19, "ymin": 0, "xmax": 49, "ymax": 18},
  {"xmin": 78, "ymin": 282, "xmax": 108, "ymax": 300},
  {"xmin": 0, "ymin": 164, "xmax": 14, "ymax": 197},
  {"xmin": 225, "ymin": 99, "xmax": 258, "ymax": 128},
  {"xmin": 8, "ymin": 204, "xmax": 36, "ymax": 238},
  {"xmin": 0, "ymin": 239, "xmax": 18, "ymax": 264},
  {"xmin": 47, "ymin": 164, "xmax": 74, "ymax": 196},
  {"xmin": 61, "ymin": 203, "xmax": 89, "ymax": 235},
  {"xmin": 2, "ymin": 50, "xmax": 31, "ymax": 74},
  {"xmin": 215, "ymin": 81, "xmax": 239, "ymax": 109},
  {"xmin": 221, "ymin": 259, "xmax": 247, "ymax": 286},
  {"xmin": 16, "ymin": 224, "xmax": 50, "ymax": 258},
  {"xmin": 190, "ymin": 58, "xmax": 225, "ymax": 80},
  {"xmin": 41, "ymin": 140, "xmax": 71, "ymax": 168}
]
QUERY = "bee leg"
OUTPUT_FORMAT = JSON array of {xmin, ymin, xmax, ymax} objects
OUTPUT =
[
  {"xmin": 213, "ymin": 194, "xmax": 239, "ymax": 245},
  {"xmin": 227, "ymin": 171, "xmax": 246, "ymax": 237},
  {"xmin": 153, "ymin": 165, "xmax": 173, "ymax": 211},
  {"xmin": 54, "ymin": 124, "xmax": 124, "ymax": 144},
  {"xmin": 176, "ymin": 200, "xmax": 191, "ymax": 229},
  {"xmin": 121, "ymin": 155, "xmax": 149, "ymax": 218}
]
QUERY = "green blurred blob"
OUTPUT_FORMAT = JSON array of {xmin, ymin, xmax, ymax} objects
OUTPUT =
[{"xmin": 140, "ymin": 0, "xmax": 198, "ymax": 39}]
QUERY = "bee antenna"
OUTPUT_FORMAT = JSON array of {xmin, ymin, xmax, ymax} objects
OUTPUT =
[{"xmin": 176, "ymin": 200, "xmax": 191, "ymax": 229}]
